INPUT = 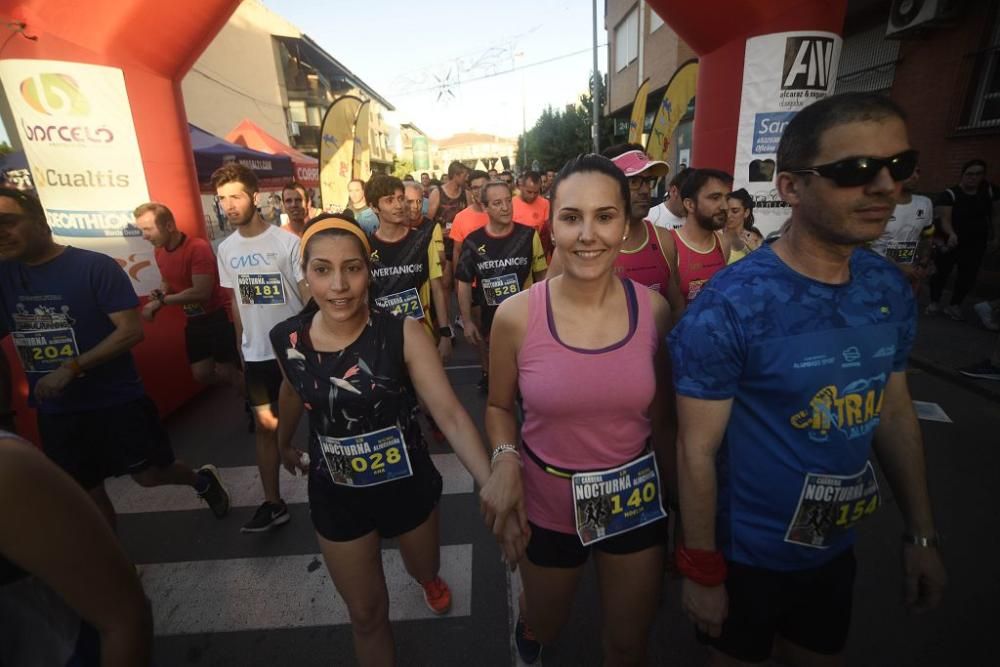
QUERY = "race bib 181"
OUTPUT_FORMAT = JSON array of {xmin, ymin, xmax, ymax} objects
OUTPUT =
[
  {"xmin": 13, "ymin": 328, "xmax": 80, "ymax": 374},
  {"xmin": 572, "ymin": 451, "xmax": 667, "ymax": 546},
  {"xmin": 238, "ymin": 274, "xmax": 286, "ymax": 305},
  {"xmin": 375, "ymin": 288, "xmax": 425, "ymax": 320},
  {"xmin": 481, "ymin": 273, "xmax": 520, "ymax": 307},
  {"xmin": 319, "ymin": 425, "xmax": 413, "ymax": 488},
  {"xmin": 785, "ymin": 461, "xmax": 880, "ymax": 548}
]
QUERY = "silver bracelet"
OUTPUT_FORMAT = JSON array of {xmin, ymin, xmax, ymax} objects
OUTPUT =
[
  {"xmin": 490, "ymin": 443, "xmax": 522, "ymax": 469},
  {"xmin": 902, "ymin": 533, "xmax": 942, "ymax": 548}
]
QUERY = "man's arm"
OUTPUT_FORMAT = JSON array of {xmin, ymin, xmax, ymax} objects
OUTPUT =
[
  {"xmin": 676, "ymin": 395, "xmax": 734, "ymax": 637},
  {"xmin": 229, "ymin": 293, "xmax": 244, "ymax": 362},
  {"xmin": 162, "ymin": 274, "xmax": 214, "ymax": 306},
  {"xmin": 937, "ymin": 204, "xmax": 957, "ymax": 248},
  {"xmin": 427, "ymin": 188, "xmax": 441, "ymax": 222},
  {"xmin": 872, "ymin": 371, "xmax": 946, "ymax": 612},
  {"xmin": 34, "ymin": 309, "xmax": 144, "ymax": 401},
  {"xmin": 654, "ymin": 227, "xmax": 686, "ymax": 323}
]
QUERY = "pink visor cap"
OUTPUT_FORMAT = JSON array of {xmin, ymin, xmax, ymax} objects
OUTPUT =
[{"xmin": 611, "ymin": 150, "xmax": 671, "ymax": 178}]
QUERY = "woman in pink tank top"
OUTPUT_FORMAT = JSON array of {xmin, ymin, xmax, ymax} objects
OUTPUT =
[{"xmin": 485, "ymin": 154, "xmax": 675, "ymax": 664}]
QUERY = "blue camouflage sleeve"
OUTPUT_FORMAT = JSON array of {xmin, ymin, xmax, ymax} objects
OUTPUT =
[
  {"xmin": 668, "ymin": 287, "xmax": 747, "ymax": 399},
  {"xmin": 893, "ymin": 287, "xmax": 918, "ymax": 372}
]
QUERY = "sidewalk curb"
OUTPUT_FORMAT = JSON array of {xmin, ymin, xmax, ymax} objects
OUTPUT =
[{"xmin": 909, "ymin": 355, "xmax": 1000, "ymax": 404}]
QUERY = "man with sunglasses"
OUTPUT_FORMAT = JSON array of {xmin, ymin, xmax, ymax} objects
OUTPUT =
[{"xmin": 670, "ymin": 93, "xmax": 945, "ymax": 666}]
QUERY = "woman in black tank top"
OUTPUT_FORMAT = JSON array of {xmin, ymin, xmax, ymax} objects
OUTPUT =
[{"xmin": 271, "ymin": 215, "xmax": 524, "ymax": 665}]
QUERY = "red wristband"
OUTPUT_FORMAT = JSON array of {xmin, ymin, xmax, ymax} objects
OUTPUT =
[{"xmin": 676, "ymin": 547, "xmax": 728, "ymax": 587}]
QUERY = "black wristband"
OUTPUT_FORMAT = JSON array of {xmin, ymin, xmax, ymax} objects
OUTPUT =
[{"xmin": 438, "ymin": 326, "xmax": 454, "ymax": 339}]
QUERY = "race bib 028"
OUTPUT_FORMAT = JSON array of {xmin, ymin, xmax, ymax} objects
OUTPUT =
[
  {"xmin": 319, "ymin": 425, "xmax": 413, "ymax": 488},
  {"xmin": 481, "ymin": 273, "xmax": 520, "ymax": 307},
  {"xmin": 785, "ymin": 461, "xmax": 880, "ymax": 548},
  {"xmin": 13, "ymin": 328, "xmax": 80, "ymax": 374},
  {"xmin": 375, "ymin": 287, "xmax": 425, "ymax": 320},
  {"xmin": 238, "ymin": 274, "xmax": 286, "ymax": 305},
  {"xmin": 572, "ymin": 451, "xmax": 667, "ymax": 546}
]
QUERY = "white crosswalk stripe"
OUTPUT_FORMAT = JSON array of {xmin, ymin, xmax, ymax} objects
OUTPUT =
[
  {"xmin": 106, "ymin": 453, "xmax": 474, "ymax": 514},
  {"xmin": 143, "ymin": 545, "xmax": 473, "ymax": 635}
]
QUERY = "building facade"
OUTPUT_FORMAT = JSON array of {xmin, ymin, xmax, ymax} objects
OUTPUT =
[
  {"xmin": 182, "ymin": 0, "xmax": 395, "ymax": 173},
  {"xmin": 432, "ymin": 133, "xmax": 518, "ymax": 175}
]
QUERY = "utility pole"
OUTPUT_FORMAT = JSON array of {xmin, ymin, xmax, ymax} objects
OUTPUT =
[{"xmin": 591, "ymin": 0, "xmax": 600, "ymax": 153}]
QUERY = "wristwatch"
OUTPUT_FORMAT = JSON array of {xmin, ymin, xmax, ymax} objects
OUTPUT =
[
  {"xmin": 438, "ymin": 326, "xmax": 454, "ymax": 339},
  {"xmin": 902, "ymin": 533, "xmax": 942, "ymax": 548}
]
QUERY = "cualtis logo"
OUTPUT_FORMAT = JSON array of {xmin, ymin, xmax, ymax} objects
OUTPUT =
[{"xmin": 20, "ymin": 74, "xmax": 90, "ymax": 117}]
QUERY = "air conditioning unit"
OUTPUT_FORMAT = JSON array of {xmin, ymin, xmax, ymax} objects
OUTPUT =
[
  {"xmin": 886, "ymin": 0, "xmax": 960, "ymax": 38},
  {"xmin": 288, "ymin": 121, "xmax": 301, "ymax": 137}
]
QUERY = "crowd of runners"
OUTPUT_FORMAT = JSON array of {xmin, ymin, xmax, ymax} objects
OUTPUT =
[{"xmin": 0, "ymin": 91, "xmax": 951, "ymax": 666}]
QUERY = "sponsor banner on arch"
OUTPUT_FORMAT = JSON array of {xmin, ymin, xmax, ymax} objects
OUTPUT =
[
  {"xmin": 732, "ymin": 32, "xmax": 842, "ymax": 236},
  {"xmin": 0, "ymin": 59, "xmax": 160, "ymax": 294}
]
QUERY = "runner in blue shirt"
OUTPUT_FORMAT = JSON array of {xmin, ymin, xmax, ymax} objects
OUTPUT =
[
  {"xmin": 670, "ymin": 93, "xmax": 946, "ymax": 665},
  {"xmin": 0, "ymin": 188, "xmax": 230, "ymax": 530}
]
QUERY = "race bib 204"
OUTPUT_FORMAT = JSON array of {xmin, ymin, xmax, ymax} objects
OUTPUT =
[
  {"xmin": 785, "ymin": 461, "xmax": 880, "ymax": 548},
  {"xmin": 375, "ymin": 288, "xmax": 425, "ymax": 320},
  {"xmin": 319, "ymin": 425, "xmax": 413, "ymax": 488},
  {"xmin": 13, "ymin": 328, "xmax": 80, "ymax": 374},
  {"xmin": 481, "ymin": 273, "xmax": 520, "ymax": 307},
  {"xmin": 238, "ymin": 274, "xmax": 286, "ymax": 305},
  {"xmin": 572, "ymin": 451, "xmax": 667, "ymax": 546}
]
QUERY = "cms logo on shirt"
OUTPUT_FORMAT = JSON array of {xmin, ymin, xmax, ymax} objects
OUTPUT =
[
  {"xmin": 789, "ymin": 376, "xmax": 886, "ymax": 442},
  {"xmin": 230, "ymin": 253, "xmax": 275, "ymax": 269}
]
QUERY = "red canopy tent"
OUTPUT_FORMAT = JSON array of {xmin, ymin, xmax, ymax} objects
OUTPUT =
[{"xmin": 226, "ymin": 119, "xmax": 319, "ymax": 189}]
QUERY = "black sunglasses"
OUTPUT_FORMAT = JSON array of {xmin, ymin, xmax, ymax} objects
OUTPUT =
[{"xmin": 788, "ymin": 149, "xmax": 919, "ymax": 187}]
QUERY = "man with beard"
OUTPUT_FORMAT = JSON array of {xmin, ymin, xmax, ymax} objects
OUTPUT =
[
  {"xmin": 215, "ymin": 163, "xmax": 306, "ymax": 533},
  {"xmin": 280, "ymin": 181, "xmax": 309, "ymax": 237},
  {"xmin": 512, "ymin": 171, "xmax": 551, "ymax": 257},
  {"xmin": 667, "ymin": 169, "xmax": 733, "ymax": 303},
  {"xmin": 367, "ymin": 175, "xmax": 453, "ymax": 361},
  {"xmin": 670, "ymin": 92, "xmax": 944, "ymax": 666}
]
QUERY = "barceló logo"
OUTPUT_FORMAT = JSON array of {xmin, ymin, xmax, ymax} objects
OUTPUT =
[{"xmin": 19, "ymin": 74, "xmax": 90, "ymax": 117}]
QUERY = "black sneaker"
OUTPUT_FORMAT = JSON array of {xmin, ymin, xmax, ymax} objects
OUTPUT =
[
  {"xmin": 515, "ymin": 614, "xmax": 541, "ymax": 664},
  {"xmin": 241, "ymin": 500, "xmax": 291, "ymax": 533},
  {"xmin": 196, "ymin": 465, "xmax": 230, "ymax": 518},
  {"xmin": 477, "ymin": 372, "xmax": 489, "ymax": 394}
]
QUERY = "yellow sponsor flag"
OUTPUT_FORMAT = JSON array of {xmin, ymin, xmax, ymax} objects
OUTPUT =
[
  {"xmin": 628, "ymin": 78, "xmax": 650, "ymax": 145},
  {"xmin": 319, "ymin": 95, "xmax": 363, "ymax": 210},
  {"xmin": 352, "ymin": 100, "xmax": 371, "ymax": 182},
  {"xmin": 646, "ymin": 60, "xmax": 699, "ymax": 163}
]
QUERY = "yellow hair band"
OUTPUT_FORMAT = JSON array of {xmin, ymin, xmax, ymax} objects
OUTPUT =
[{"xmin": 300, "ymin": 218, "xmax": 371, "ymax": 258}]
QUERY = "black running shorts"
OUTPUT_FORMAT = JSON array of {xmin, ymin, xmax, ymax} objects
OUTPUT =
[
  {"xmin": 308, "ymin": 448, "xmax": 443, "ymax": 542},
  {"xmin": 37, "ymin": 395, "xmax": 176, "ymax": 490},
  {"xmin": 244, "ymin": 359, "xmax": 283, "ymax": 408},
  {"xmin": 184, "ymin": 309, "xmax": 239, "ymax": 366},
  {"xmin": 525, "ymin": 517, "xmax": 668, "ymax": 569},
  {"xmin": 697, "ymin": 548, "xmax": 857, "ymax": 663}
]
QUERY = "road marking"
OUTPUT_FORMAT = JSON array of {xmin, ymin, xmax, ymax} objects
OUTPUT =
[
  {"xmin": 106, "ymin": 454, "xmax": 473, "ymax": 514},
  {"xmin": 142, "ymin": 544, "xmax": 472, "ymax": 635}
]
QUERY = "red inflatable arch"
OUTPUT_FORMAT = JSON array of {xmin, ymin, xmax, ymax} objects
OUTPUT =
[
  {"xmin": 0, "ymin": 0, "xmax": 241, "ymax": 439},
  {"xmin": 646, "ymin": 0, "xmax": 848, "ymax": 171}
]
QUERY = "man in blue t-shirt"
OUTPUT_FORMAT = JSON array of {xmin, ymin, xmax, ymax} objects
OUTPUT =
[
  {"xmin": 0, "ymin": 188, "xmax": 230, "ymax": 528},
  {"xmin": 669, "ymin": 93, "xmax": 946, "ymax": 665}
]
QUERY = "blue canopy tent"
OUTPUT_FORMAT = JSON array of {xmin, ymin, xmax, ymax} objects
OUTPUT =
[{"xmin": 188, "ymin": 124, "xmax": 294, "ymax": 189}]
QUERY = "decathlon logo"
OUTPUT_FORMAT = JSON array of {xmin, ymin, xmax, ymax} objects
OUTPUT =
[
  {"xmin": 782, "ymin": 37, "xmax": 835, "ymax": 91},
  {"xmin": 20, "ymin": 74, "xmax": 90, "ymax": 117}
]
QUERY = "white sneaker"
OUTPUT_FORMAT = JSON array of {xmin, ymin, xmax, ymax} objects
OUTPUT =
[
  {"xmin": 924, "ymin": 303, "xmax": 942, "ymax": 315},
  {"xmin": 944, "ymin": 305, "xmax": 964, "ymax": 321},
  {"xmin": 973, "ymin": 301, "xmax": 1000, "ymax": 331}
]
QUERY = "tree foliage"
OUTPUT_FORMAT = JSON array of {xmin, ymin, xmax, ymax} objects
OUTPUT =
[{"xmin": 515, "ymin": 73, "xmax": 615, "ymax": 172}]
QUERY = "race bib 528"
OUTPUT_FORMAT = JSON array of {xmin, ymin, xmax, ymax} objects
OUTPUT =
[{"xmin": 481, "ymin": 273, "xmax": 520, "ymax": 307}]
